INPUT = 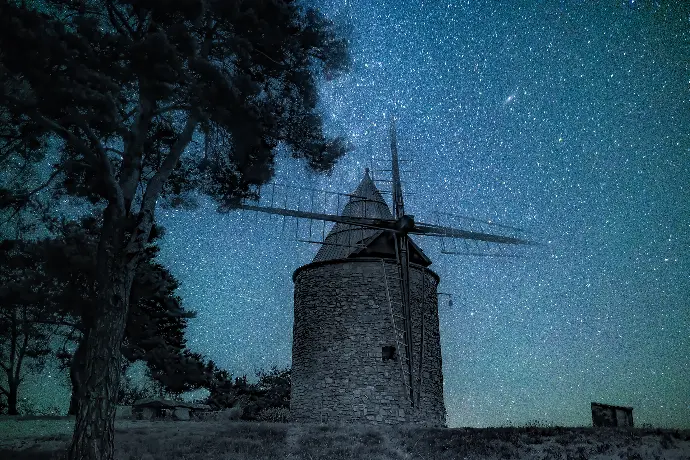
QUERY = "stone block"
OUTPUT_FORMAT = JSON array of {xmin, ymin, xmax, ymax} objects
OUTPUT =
[
  {"xmin": 173, "ymin": 408, "xmax": 190, "ymax": 421},
  {"xmin": 140, "ymin": 407, "xmax": 156, "ymax": 420},
  {"xmin": 116, "ymin": 405, "xmax": 132, "ymax": 419}
]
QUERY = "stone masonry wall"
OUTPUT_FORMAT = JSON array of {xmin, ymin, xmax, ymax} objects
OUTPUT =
[{"xmin": 291, "ymin": 257, "xmax": 446, "ymax": 426}]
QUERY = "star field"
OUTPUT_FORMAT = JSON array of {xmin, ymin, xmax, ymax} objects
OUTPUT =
[
  {"xmin": 24, "ymin": 0, "xmax": 689, "ymax": 428},
  {"xmin": 150, "ymin": 1, "xmax": 690, "ymax": 428}
]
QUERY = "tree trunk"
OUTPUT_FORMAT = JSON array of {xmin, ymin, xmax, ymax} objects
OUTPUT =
[
  {"xmin": 7, "ymin": 382, "xmax": 18, "ymax": 416},
  {"xmin": 5, "ymin": 305, "xmax": 20, "ymax": 416},
  {"xmin": 63, "ymin": 100, "xmax": 190, "ymax": 460},
  {"xmin": 68, "ymin": 391, "xmax": 79, "ymax": 416},
  {"xmin": 67, "ymin": 261, "xmax": 134, "ymax": 460},
  {"xmin": 68, "ymin": 360, "xmax": 81, "ymax": 416},
  {"xmin": 68, "ymin": 332, "xmax": 89, "ymax": 416}
]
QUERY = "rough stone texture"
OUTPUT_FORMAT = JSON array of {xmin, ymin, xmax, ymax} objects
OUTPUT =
[{"xmin": 291, "ymin": 257, "xmax": 446, "ymax": 427}]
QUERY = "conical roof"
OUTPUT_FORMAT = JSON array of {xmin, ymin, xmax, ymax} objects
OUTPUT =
[
  {"xmin": 312, "ymin": 169, "xmax": 391, "ymax": 262},
  {"xmin": 312, "ymin": 169, "xmax": 431, "ymax": 266}
]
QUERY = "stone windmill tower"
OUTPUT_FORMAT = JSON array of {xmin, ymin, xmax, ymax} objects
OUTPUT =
[
  {"xmin": 291, "ymin": 167, "xmax": 445, "ymax": 426},
  {"xmin": 238, "ymin": 118, "xmax": 532, "ymax": 426}
]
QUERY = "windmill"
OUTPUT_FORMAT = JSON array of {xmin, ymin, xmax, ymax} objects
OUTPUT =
[{"xmin": 235, "ymin": 117, "xmax": 532, "ymax": 425}]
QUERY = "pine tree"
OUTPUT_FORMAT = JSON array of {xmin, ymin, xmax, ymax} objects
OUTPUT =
[
  {"xmin": 0, "ymin": 240, "xmax": 61, "ymax": 415},
  {"xmin": 0, "ymin": 1, "xmax": 349, "ymax": 458},
  {"xmin": 0, "ymin": 215, "xmax": 214, "ymax": 415},
  {"xmin": 38, "ymin": 217, "xmax": 209, "ymax": 412}
]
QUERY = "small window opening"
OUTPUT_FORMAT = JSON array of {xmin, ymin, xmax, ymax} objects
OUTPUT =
[{"xmin": 382, "ymin": 345, "xmax": 397, "ymax": 361}]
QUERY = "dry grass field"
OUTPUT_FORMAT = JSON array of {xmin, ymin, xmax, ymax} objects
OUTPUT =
[{"xmin": 1, "ymin": 416, "xmax": 689, "ymax": 460}]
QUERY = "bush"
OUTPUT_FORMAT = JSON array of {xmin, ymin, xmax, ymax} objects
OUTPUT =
[
  {"xmin": 242, "ymin": 367, "xmax": 290, "ymax": 421},
  {"xmin": 523, "ymin": 419, "xmax": 552, "ymax": 428},
  {"xmin": 118, "ymin": 362, "xmax": 171, "ymax": 405},
  {"xmin": 256, "ymin": 407, "xmax": 290, "ymax": 423},
  {"xmin": 204, "ymin": 366, "xmax": 291, "ymax": 422},
  {"xmin": 16, "ymin": 398, "xmax": 38, "ymax": 416},
  {"xmin": 222, "ymin": 406, "xmax": 243, "ymax": 421},
  {"xmin": 205, "ymin": 375, "xmax": 242, "ymax": 410}
]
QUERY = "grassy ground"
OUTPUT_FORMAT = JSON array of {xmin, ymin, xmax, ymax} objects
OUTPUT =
[{"xmin": 1, "ymin": 417, "xmax": 689, "ymax": 460}]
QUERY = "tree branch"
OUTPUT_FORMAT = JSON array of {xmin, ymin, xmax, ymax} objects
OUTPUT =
[
  {"xmin": 121, "ymin": 106, "xmax": 138, "ymax": 122},
  {"xmin": 14, "ymin": 306, "xmax": 30, "ymax": 383},
  {"xmin": 119, "ymin": 93, "xmax": 154, "ymax": 211},
  {"xmin": 151, "ymin": 104, "xmax": 192, "ymax": 118},
  {"xmin": 125, "ymin": 109, "xmax": 201, "ymax": 259},
  {"xmin": 21, "ymin": 167, "xmax": 62, "ymax": 200},
  {"xmin": 255, "ymin": 47, "xmax": 285, "ymax": 67},
  {"xmin": 144, "ymin": 110, "xmax": 200, "ymax": 208},
  {"xmin": 105, "ymin": 0, "xmax": 134, "ymax": 37},
  {"xmin": 29, "ymin": 318, "xmax": 83, "ymax": 331},
  {"xmin": 23, "ymin": 109, "xmax": 123, "ymax": 208},
  {"xmin": 2, "ymin": 89, "xmax": 116, "ymax": 206},
  {"xmin": 0, "ymin": 138, "xmax": 63, "ymax": 226},
  {"xmin": 104, "ymin": 147, "xmax": 124, "ymax": 159},
  {"xmin": 67, "ymin": 110, "xmax": 111, "ymax": 167}
]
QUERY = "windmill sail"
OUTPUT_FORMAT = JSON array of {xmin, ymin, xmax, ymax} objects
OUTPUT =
[
  {"xmin": 390, "ymin": 116, "xmax": 405, "ymax": 219},
  {"xmin": 234, "ymin": 117, "xmax": 535, "ymax": 423},
  {"xmin": 387, "ymin": 116, "xmax": 416, "ymax": 405}
]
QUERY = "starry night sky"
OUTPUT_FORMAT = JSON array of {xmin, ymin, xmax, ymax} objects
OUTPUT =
[
  {"xmin": 25, "ymin": 0, "xmax": 690, "ymax": 428},
  {"xmin": 150, "ymin": 0, "xmax": 690, "ymax": 428}
]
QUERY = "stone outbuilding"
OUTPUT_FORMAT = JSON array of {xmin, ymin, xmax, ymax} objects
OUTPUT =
[
  {"xmin": 290, "ymin": 169, "xmax": 446, "ymax": 427},
  {"xmin": 132, "ymin": 398, "xmax": 211, "ymax": 421},
  {"xmin": 591, "ymin": 402, "xmax": 634, "ymax": 427}
]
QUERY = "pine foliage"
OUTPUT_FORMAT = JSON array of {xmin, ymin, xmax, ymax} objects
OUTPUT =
[
  {"xmin": 0, "ymin": 0, "xmax": 351, "ymax": 210},
  {"xmin": 0, "ymin": 1, "xmax": 349, "ymax": 455}
]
